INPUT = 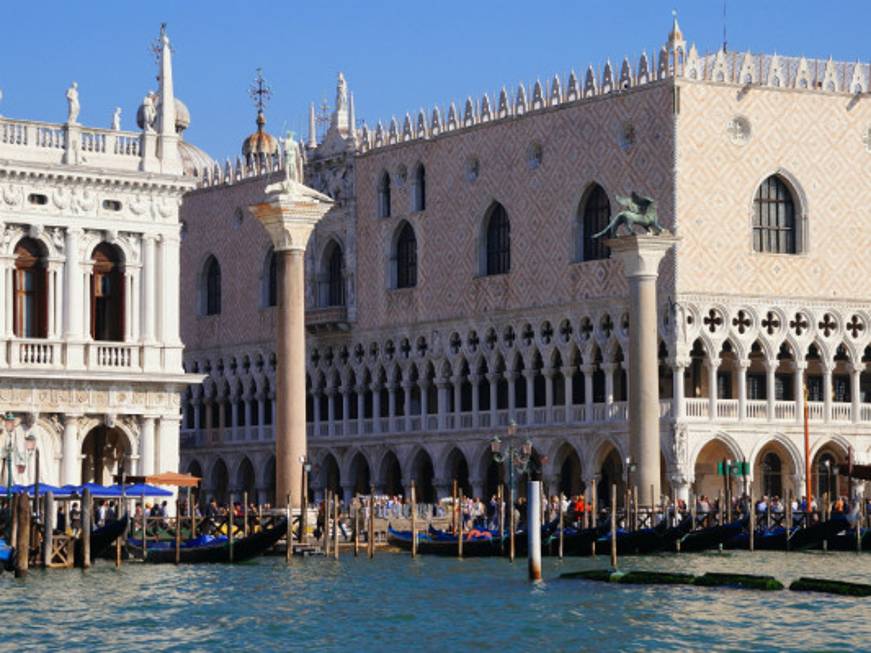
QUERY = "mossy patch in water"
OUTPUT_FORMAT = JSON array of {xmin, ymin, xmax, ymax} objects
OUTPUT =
[
  {"xmin": 614, "ymin": 571, "xmax": 696, "ymax": 585},
  {"xmin": 789, "ymin": 577, "xmax": 871, "ymax": 597},
  {"xmin": 559, "ymin": 569, "xmax": 614, "ymax": 582},
  {"xmin": 693, "ymin": 573, "xmax": 783, "ymax": 591}
]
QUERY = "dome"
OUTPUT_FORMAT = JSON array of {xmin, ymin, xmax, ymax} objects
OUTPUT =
[
  {"xmin": 136, "ymin": 94, "xmax": 190, "ymax": 134},
  {"xmin": 179, "ymin": 140, "xmax": 218, "ymax": 178},
  {"xmin": 242, "ymin": 111, "xmax": 279, "ymax": 159}
]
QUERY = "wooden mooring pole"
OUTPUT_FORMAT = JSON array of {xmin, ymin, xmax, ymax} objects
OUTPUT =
[
  {"xmin": 410, "ymin": 481, "xmax": 417, "ymax": 559},
  {"xmin": 610, "ymin": 483, "xmax": 618, "ymax": 571},
  {"xmin": 458, "ymin": 488, "xmax": 464, "ymax": 560},
  {"xmin": 368, "ymin": 485, "xmax": 375, "ymax": 559},
  {"xmin": 353, "ymin": 495, "xmax": 360, "ymax": 558},
  {"xmin": 43, "ymin": 491, "xmax": 55, "ymax": 569},
  {"xmin": 15, "ymin": 493, "xmax": 30, "ymax": 578},
  {"xmin": 81, "ymin": 488, "xmax": 92, "ymax": 570},
  {"xmin": 333, "ymin": 493, "xmax": 339, "ymax": 560},
  {"xmin": 243, "ymin": 491, "xmax": 249, "ymax": 538},
  {"xmin": 590, "ymin": 481, "xmax": 597, "ymax": 557},
  {"xmin": 749, "ymin": 487, "xmax": 755, "ymax": 552},
  {"xmin": 558, "ymin": 493, "xmax": 564, "ymax": 559},
  {"xmin": 175, "ymin": 498, "xmax": 181, "ymax": 565},
  {"xmin": 285, "ymin": 492, "xmax": 292, "ymax": 562},
  {"xmin": 324, "ymin": 491, "xmax": 331, "ymax": 557},
  {"xmin": 228, "ymin": 506, "xmax": 235, "ymax": 563}
]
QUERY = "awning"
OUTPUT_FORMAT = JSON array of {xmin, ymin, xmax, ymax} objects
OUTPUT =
[
  {"xmin": 112, "ymin": 483, "xmax": 173, "ymax": 497},
  {"xmin": 145, "ymin": 472, "xmax": 201, "ymax": 488}
]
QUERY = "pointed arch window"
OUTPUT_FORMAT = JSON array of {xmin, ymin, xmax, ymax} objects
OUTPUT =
[
  {"xmin": 13, "ymin": 238, "xmax": 48, "ymax": 338},
  {"xmin": 412, "ymin": 164, "xmax": 426, "ymax": 212},
  {"xmin": 378, "ymin": 171, "xmax": 392, "ymax": 218},
  {"xmin": 263, "ymin": 248, "xmax": 278, "ymax": 308},
  {"xmin": 753, "ymin": 175, "xmax": 797, "ymax": 254},
  {"xmin": 203, "ymin": 255, "xmax": 221, "ymax": 316},
  {"xmin": 580, "ymin": 184, "xmax": 610, "ymax": 261},
  {"xmin": 91, "ymin": 243, "xmax": 125, "ymax": 341},
  {"xmin": 319, "ymin": 240, "xmax": 346, "ymax": 306},
  {"xmin": 394, "ymin": 222, "xmax": 417, "ymax": 289},
  {"xmin": 483, "ymin": 202, "xmax": 510, "ymax": 275}
]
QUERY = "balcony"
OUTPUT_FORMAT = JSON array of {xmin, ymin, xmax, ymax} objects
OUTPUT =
[
  {"xmin": 305, "ymin": 306, "xmax": 349, "ymax": 334},
  {"xmin": 5, "ymin": 338, "xmax": 143, "ymax": 372}
]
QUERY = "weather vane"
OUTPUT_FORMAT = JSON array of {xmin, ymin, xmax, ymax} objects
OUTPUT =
[{"xmin": 249, "ymin": 68, "xmax": 273, "ymax": 113}]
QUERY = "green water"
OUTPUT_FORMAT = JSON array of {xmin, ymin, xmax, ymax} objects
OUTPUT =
[{"xmin": 2, "ymin": 550, "xmax": 870, "ymax": 652}]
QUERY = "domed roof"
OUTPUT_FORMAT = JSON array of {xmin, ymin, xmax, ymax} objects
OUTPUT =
[
  {"xmin": 242, "ymin": 111, "xmax": 278, "ymax": 158},
  {"xmin": 136, "ymin": 94, "xmax": 190, "ymax": 134},
  {"xmin": 179, "ymin": 140, "xmax": 218, "ymax": 178}
]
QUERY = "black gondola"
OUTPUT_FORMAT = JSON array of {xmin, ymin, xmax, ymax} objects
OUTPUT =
[
  {"xmin": 74, "ymin": 515, "xmax": 128, "ymax": 566},
  {"xmin": 678, "ymin": 518, "xmax": 746, "ymax": 553},
  {"xmin": 129, "ymin": 518, "xmax": 287, "ymax": 564},
  {"xmin": 598, "ymin": 515, "xmax": 694, "ymax": 555},
  {"xmin": 387, "ymin": 526, "xmax": 506, "ymax": 557},
  {"xmin": 725, "ymin": 515, "xmax": 851, "ymax": 551}
]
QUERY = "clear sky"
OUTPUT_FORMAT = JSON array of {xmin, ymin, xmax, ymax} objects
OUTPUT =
[{"xmin": 2, "ymin": 1, "xmax": 869, "ymax": 161}]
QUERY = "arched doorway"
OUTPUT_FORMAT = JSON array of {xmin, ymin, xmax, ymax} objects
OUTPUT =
[
  {"xmin": 410, "ymin": 449, "xmax": 435, "ymax": 503},
  {"xmin": 211, "ymin": 458, "xmax": 229, "ymax": 505},
  {"xmin": 321, "ymin": 453, "xmax": 341, "ymax": 495},
  {"xmin": 484, "ymin": 458, "xmax": 502, "ymax": 499},
  {"xmin": 693, "ymin": 438, "xmax": 739, "ymax": 500},
  {"xmin": 446, "ymin": 448, "xmax": 471, "ymax": 497},
  {"xmin": 350, "ymin": 452, "xmax": 371, "ymax": 495},
  {"xmin": 263, "ymin": 456, "xmax": 276, "ymax": 506},
  {"xmin": 237, "ymin": 457, "xmax": 256, "ymax": 503},
  {"xmin": 80, "ymin": 425, "xmax": 130, "ymax": 485},
  {"xmin": 813, "ymin": 445, "xmax": 847, "ymax": 500},
  {"xmin": 380, "ymin": 450, "xmax": 403, "ymax": 496},
  {"xmin": 753, "ymin": 441, "xmax": 797, "ymax": 500},
  {"xmin": 597, "ymin": 447, "xmax": 624, "ymax": 508},
  {"xmin": 554, "ymin": 443, "xmax": 583, "ymax": 497}
]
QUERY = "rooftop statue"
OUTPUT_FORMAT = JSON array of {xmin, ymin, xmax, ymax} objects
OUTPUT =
[
  {"xmin": 111, "ymin": 107, "xmax": 122, "ymax": 131},
  {"xmin": 66, "ymin": 82, "xmax": 80, "ymax": 124},
  {"xmin": 593, "ymin": 191, "xmax": 666, "ymax": 238}
]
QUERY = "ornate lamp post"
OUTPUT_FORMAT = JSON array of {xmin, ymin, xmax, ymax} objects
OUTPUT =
[
  {"xmin": 25, "ymin": 433, "xmax": 39, "ymax": 519},
  {"xmin": 490, "ymin": 420, "xmax": 543, "ymax": 581}
]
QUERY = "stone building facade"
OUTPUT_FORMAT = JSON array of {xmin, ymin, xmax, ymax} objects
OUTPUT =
[
  {"xmin": 180, "ymin": 19, "xmax": 871, "ymax": 507},
  {"xmin": 0, "ymin": 28, "xmax": 199, "ymax": 491}
]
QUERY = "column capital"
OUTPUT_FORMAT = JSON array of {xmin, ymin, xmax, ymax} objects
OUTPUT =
[
  {"xmin": 467, "ymin": 373, "xmax": 481, "ymax": 385},
  {"xmin": 736, "ymin": 359, "xmax": 752, "ymax": 370},
  {"xmin": 486, "ymin": 372, "xmax": 501, "ymax": 384},
  {"xmin": 849, "ymin": 362, "xmax": 865, "ymax": 375},
  {"xmin": 764, "ymin": 358, "xmax": 779, "ymax": 372},
  {"xmin": 604, "ymin": 233, "xmax": 680, "ymax": 279},
  {"xmin": 669, "ymin": 357, "xmax": 691, "ymax": 369},
  {"xmin": 601, "ymin": 362, "xmax": 619, "ymax": 373},
  {"xmin": 249, "ymin": 185, "xmax": 334, "ymax": 253},
  {"xmin": 792, "ymin": 360, "xmax": 808, "ymax": 372},
  {"xmin": 706, "ymin": 358, "xmax": 721, "ymax": 371},
  {"xmin": 541, "ymin": 366, "xmax": 556, "ymax": 379},
  {"xmin": 369, "ymin": 381, "xmax": 383, "ymax": 393},
  {"xmin": 579, "ymin": 363, "xmax": 597, "ymax": 375}
]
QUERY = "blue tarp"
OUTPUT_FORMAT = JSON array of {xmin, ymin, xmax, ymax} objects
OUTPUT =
[{"xmin": 4, "ymin": 482, "xmax": 173, "ymax": 498}]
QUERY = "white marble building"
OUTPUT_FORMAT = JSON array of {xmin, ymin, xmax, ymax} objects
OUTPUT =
[{"xmin": 0, "ymin": 27, "xmax": 200, "ymax": 489}]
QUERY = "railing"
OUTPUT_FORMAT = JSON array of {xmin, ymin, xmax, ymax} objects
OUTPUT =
[
  {"xmin": 608, "ymin": 402, "xmax": 627, "ymax": 420},
  {"xmin": 12, "ymin": 339, "xmax": 58, "ymax": 366},
  {"xmin": 716, "ymin": 399, "xmax": 739, "ymax": 419},
  {"xmin": 552, "ymin": 406, "xmax": 566, "ymax": 424},
  {"xmin": 807, "ymin": 401, "xmax": 824, "ymax": 421},
  {"xmin": 460, "ymin": 412, "xmax": 475, "ymax": 429},
  {"xmin": 533, "ymin": 407, "xmax": 549, "ymax": 425},
  {"xmin": 747, "ymin": 399, "xmax": 767, "ymax": 419},
  {"xmin": 572, "ymin": 405, "xmax": 586, "ymax": 422},
  {"xmin": 832, "ymin": 402, "xmax": 851, "ymax": 422},
  {"xmin": 774, "ymin": 400, "xmax": 795, "ymax": 421},
  {"xmin": 685, "ymin": 398, "xmax": 708, "ymax": 418},
  {"xmin": 591, "ymin": 404, "xmax": 607, "ymax": 422},
  {"xmin": 90, "ymin": 343, "xmax": 138, "ymax": 369}
]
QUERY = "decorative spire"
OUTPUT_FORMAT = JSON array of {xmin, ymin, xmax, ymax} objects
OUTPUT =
[
  {"xmin": 155, "ymin": 23, "xmax": 182, "ymax": 174},
  {"xmin": 308, "ymin": 102, "xmax": 317, "ymax": 147},
  {"xmin": 348, "ymin": 92, "xmax": 356, "ymax": 143},
  {"xmin": 249, "ymin": 67, "xmax": 273, "ymax": 115},
  {"xmin": 242, "ymin": 68, "xmax": 278, "ymax": 161},
  {"xmin": 331, "ymin": 72, "xmax": 350, "ymax": 134}
]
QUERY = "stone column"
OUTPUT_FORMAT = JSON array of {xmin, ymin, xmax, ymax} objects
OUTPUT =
[
  {"xmin": 543, "ymin": 366, "xmax": 554, "ymax": 422},
  {"xmin": 402, "ymin": 381, "xmax": 413, "ymax": 432},
  {"xmin": 326, "ymin": 387, "xmax": 336, "ymax": 436},
  {"xmin": 707, "ymin": 359, "xmax": 720, "ymax": 420},
  {"xmin": 312, "ymin": 385, "xmax": 322, "ymax": 435},
  {"xmin": 370, "ymin": 382, "xmax": 381, "ymax": 434},
  {"xmin": 436, "ymin": 378, "xmax": 449, "ymax": 431},
  {"xmin": 469, "ymin": 374, "xmax": 480, "ymax": 425},
  {"xmin": 607, "ymin": 233, "xmax": 678, "ymax": 507},
  {"xmin": 822, "ymin": 359, "xmax": 834, "ymax": 424},
  {"xmin": 506, "ymin": 371, "xmax": 517, "ymax": 420},
  {"xmin": 487, "ymin": 372, "xmax": 499, "ymax": 426},
  {"xmin": 765, "ymin": 359, "xmax": 777, "ymax": 421},
  {"xmin": 251, "ymin": 186, "xmax": 332, "ymax": 505},
  {"xmin": 141, "ymin": 234, "xmax": 159, "ymax": 371},
  {"xmin": 140, "ymin": 416, "xmax": 156, "ymax": 476},
  {"xmin": 62, "ymin": 414, "xmax": 80, "ymax": 485},
  {"xmin": 419, "ymin": 379, "xmax": 430, "ymax": 428},
  {"xmin": 341, "ymin": 385, "xmax": 351, "ymax": 435},
  {"xmin": 602, "ymin": 363, "xmax": 617, "ymax": 415},
  {"xmin": 672, "ymin": 360, "xmax": 687, "ymax": 420},
  {"xmin": 452, "ymin": 375, "xmax": 463, "ymax": 427},
  {"xmin": 524, "ymin": 369, "xmax": 535, "ymax": 425},
  {"xmin": 63, "ymin": 227, "xmax": 85, "ymax": 368},
  {"xmin": 850, "ymin": 363, "xmax": 862, "ymax": 425},
  {"xmin": 794, "ymin": 361, "xmax": 807, "ymax": 425},
  {"xmin": 737, "ymin": 360, "xmax": 749, "ymax": 421},
  {"xmin": 563, "ymin": 370, "xmax": 573, "ymax": 422},
  {"xmin": 387, "ymin": 382, "xmax": 397, "ymax": 430},
  {"xmin": 581, "ymin": 363, "xmax": 595, "ymax": 422}
]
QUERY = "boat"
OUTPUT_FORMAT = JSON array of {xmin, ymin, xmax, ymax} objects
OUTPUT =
[
  {"xmin": 678, "ymin": 518, "xmax": 747, "ymax": 553},
  {"xmin": 128, "ymin": 517, "xmax": 287, "ymax": 563},
  {"xmin": 552, "ymin": 525, "xmax": 605, "ymax": 556},
  {"xmin": 74, "ymin": 515, "xmax": 129, "ymax": 566},
  {"xmin": 725, "ymin": 515, "xmax": 851, "ymax": 551},
  {"xmin": 597, "ymin": 515, "xmax": 694, "ymax": 555},
  {"xmin": 388, "ymin": 526, "xmax": 506, "ymax": 557},
  {"xmin": 0, "ymin": 537, "xmax": 12, "ymax": 572}
]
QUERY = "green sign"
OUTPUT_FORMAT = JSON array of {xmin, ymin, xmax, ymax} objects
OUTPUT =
[{"xmin": 717, "ymin": 461, "xmax": 750, "ymax": 477}]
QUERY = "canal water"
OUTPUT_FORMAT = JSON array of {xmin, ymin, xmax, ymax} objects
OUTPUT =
[{"xmin": 2, "ymin": 550, "xmax": 870, "ymax": 652}]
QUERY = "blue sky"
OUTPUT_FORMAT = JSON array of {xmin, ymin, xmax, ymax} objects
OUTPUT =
[{"xmin": 2, "ymin": 1, "xmax": 869, "ymax": 160}]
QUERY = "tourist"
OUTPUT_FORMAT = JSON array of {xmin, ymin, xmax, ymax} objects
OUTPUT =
[
  {"xmin": 56, "ymin": 504, "xmax": 67, "ymax": 534},
  {"xmin": 70, "ymin": 502, "xmax": 81, "ymax": 536}
]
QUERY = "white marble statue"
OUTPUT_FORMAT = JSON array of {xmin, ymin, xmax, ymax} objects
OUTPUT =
[
  {"xmin": 283, "ymin": 132, "xmax": 304, "ymax": 185},
  {"xmin": 336, "ymin": 72, "xmax": 348, "ymax": 114},
  {"xmin": 142, "ymin": 92, "xmax": 156, "ymax": 132},
  {"xmin": 66, "ymin": 82, "xmax": 80, "ymax": 124},
  {"xmin": 111, "ymin": 107, "xmax": 122, "ymax": 131}
]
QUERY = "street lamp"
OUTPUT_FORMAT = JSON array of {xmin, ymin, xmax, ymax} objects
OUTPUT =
[
  {"xmin": 25, "ymin": 433, "xmax": 39, "ymax": 519},
  {"xmin": 490, "ymin": 419, "xmax": 540, "ymax": 579}
]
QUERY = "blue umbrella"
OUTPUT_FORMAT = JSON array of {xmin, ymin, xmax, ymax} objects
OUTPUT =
[
  {"xmin": 79, "ymin": 482, "xmax": 122, "ymax": 497},
  {"xmin": 115, "ymin": 483, "xmax": 173, "ymax": 497}
]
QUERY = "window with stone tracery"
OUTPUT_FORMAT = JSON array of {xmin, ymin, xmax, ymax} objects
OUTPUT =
[
  {"xmin": 753, "ymin": 175, "xmax": 797, "ymax": 254},
  {"xmin": 580, "ymin": 184, "xmax": 610, "ymax": 262},
  {"xmin": 394, "ymin": 222, "xmax": 417, "ymax": 289},
  {"xmin": 13, "ymin": 238, "xmax": 48, "ymax": 339},
  {"xmin": 91, "ymin": 242, "xmax": 124, "ymax": 342},
  {"xmin": 484, "ymin": 202, "xmax": 510, "ymax": 275},
  {"xmin": 203, "ymin": 255, "xmax": 222, "ymax": 316},
  {"xmin": 378, "ymin": 171, "xmax": 391, "ymax": 218}
]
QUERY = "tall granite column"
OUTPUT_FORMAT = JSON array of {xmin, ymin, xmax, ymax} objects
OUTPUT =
[
  {"xmin": 251, "ymin": 181, "xmax": 332, "ymax": 507},
  {"xmin": 607, "ymin": 234, "xmax": 677, "ymax": 507}
]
